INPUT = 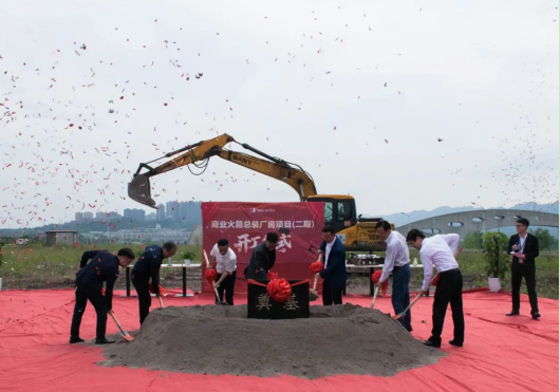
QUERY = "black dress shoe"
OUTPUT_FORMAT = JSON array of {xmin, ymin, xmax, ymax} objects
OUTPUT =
[
  {"xmin": 449, "ymin": 340, "xmax": 463, "ymax": 347},
  {"xmin": 423, "ymin": 340, "xmax": 441, "ymax": 348},
  {"xmin": 506, "ymin": 311, "xmax": 520, "ymax": 316},
  {"xmin": 69, "ymin": 337, "xmax": 85, "ymax": 344},
  {"xmin": 95, "ymin": 337, "xmax": 116, "ymax": 345},
  {"xmin": 532, "ymin": 313, "xmax": 541, "ymax": 320}
]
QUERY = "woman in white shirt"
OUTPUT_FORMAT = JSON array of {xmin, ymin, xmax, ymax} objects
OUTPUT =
[{"xmin": 209, "ymin": 239, "xmax": 238, "ymax": 305}]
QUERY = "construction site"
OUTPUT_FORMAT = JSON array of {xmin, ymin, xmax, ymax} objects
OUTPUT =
[{"xmin": 0, "ymin": 1, "xmax": 558, "ymax": 392}]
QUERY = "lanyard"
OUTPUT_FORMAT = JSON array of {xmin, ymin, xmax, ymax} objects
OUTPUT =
[{"xmin": 518, "ymin": 236, "xmax": 527, "ymax": 252}]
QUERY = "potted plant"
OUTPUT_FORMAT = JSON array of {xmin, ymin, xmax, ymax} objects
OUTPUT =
[
  {"xmin": 482, "ymin": 231, "xmax": 510, "ymax": 292},
  {"xmin": 181, "ymin": 250, "xmax": 196, "ymax": 266}
]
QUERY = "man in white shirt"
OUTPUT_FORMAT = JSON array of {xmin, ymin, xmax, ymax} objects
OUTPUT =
[
  {"xmin": 407, "ymin": 229, "xmax": 464, "ymax": 348},
  {"xmin": 375, "ymin": 220, "xmax": 412, "ymax": 332},
  {"xmin": 209, "ymin": 239, "xmax": 237, "ymax": 305}
]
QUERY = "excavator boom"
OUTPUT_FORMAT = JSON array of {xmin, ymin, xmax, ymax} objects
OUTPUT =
[{"xmin": 128, "ymin": 133, "xmax": 317, "ymax": 208}]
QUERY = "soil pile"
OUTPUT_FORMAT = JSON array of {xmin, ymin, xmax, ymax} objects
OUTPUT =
[{"xmin": 100, "ymin": 304, "xmax": 444, "ymax": 379}]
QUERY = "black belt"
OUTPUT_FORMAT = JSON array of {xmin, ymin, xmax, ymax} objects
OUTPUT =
[{"xmin": 439, "ymin": 268, "xmax": 460, "ymax": 274}]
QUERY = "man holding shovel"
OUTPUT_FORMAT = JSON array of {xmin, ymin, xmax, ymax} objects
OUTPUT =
[
  {"xmin": 210, "ymin": 239, "xmax": 238, "ymax": 305},
  {"xmin": 131, "ymin": 242, "xmax": 177, "ymax": 325},
  {"xmin": 375, "ymin": 220, "xmax": 412, "ymax": 332},
  {"xmin": 70, "ymin": 248, "xmax": 135, "ymax": 344},
  {"xmin": 244, "ymin": 232, "xmax": 278, "ymax": 281},
  {"xmin": 315, "ymin": 226, "xmax": 346, "ymax": 306},
  {"xmin": 407, "ymin": 229, "xmax": 464, "ymax": 348}
]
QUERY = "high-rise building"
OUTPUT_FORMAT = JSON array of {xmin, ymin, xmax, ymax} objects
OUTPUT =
[
  {"xmin": 156, "ymin": 204, "xmax": 166, "ymax": 221},
  {"xmin": 146, "ymin": 212, "xmax": 157, "ymax": 221},
  {"xmin": 75, "ymin": 212, "xmax": 84, "ymax": 221},
  {"xmin": 166, "ymin": 201, "xmax": 181, "ymax": 221},
  {"xmin": 83, "ymin": 212, "xmax": 94, "ymax": 220}
]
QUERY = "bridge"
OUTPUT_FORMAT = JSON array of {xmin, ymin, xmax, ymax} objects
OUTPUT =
[{"xmin": 394, "ymin": 209, "xmax": 559, "ymax": 237}]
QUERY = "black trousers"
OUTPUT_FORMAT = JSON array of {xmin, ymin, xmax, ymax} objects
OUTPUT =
[
  {"xmin": 216, "ymin": 271, "xmax": 236, "ymax": 305},
  {"xmin": 430, "ymin": 269, "xmax": 464, "ymax": 344},
  {"xmin": 70, "ymin": 282, "xmax": 108, "ymax": 339},
  {"xmin": 322, "ymin": 280, "xmax": 343, "ymax": 306},
  {"xmin": 132, "ymin": 275, "xmax": 151, "ymax": 326},
  {"xmin": 511, "ymin": 261, "xmax": 539, "ymax": 314}
]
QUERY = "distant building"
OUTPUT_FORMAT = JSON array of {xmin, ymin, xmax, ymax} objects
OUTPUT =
[
  {"xmin": 83, "ymin": 212, "xmax": 94, "ymax": 220},
  {"xmin": 156, "ymin": 204, "xmax": 166, "ymax": 221},
  {"xmin": 123, "ymin": 208, "xmax": 146, "ymax": 221},
  {"xmin": 75, "ymin": 212, "xmax": 84, "ymax": 221},
  {"xmin": 95, "ymin": 212, "xmax": 105, "ymax": 221},
  {"xmin": 146, "ymin": 212, "xmax": 157, "ymax": 221},
  {"xmin": 166, "ymin": 201, "xmax": 181, "ymax": 221},
  {"xmin": 45, "ymin": 230, "xmax": 77, "ymax": 246}
]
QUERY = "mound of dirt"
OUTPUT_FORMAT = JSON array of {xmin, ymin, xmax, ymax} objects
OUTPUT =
[{"xmin": 100, "ymin": 304, "xmax": 444, "ymax": 379}]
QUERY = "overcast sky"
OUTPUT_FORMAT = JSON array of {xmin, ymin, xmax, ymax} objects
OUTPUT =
[{"xmin": 0, "ymin": 0, "xmax": 558, "ymax": 229}]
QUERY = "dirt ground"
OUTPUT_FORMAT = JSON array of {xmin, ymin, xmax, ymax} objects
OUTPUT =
[{"xmin": 99, "ymin": 304, "xmax": 445, "ymax": 379}]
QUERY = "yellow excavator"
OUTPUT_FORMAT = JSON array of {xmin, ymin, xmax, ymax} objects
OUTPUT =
[{"xmin": 128, "ymin": 133, "xmax": 386, "ymax": 252}]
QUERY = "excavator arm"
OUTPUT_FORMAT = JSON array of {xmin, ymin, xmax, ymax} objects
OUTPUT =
[{"xmin": 128, "ymin": 133, "xmax": 317, "ymax": 208}]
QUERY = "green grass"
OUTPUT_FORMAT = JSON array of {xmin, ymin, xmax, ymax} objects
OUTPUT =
[
  {"xmin": 0, "ymin": 243, "xmax": 202, "ymax": 289},
  {"xmin": 1, "ymin": 244, "xmax": 558, "ymax": 299}
]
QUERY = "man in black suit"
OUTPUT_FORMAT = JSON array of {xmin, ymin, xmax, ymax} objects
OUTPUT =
[
  {"xmin": 315, "ymin": 226, "xmax": 347, "ymax": 305},
  {"xmin": 506, "ymin": 218, "xmax": 540, "ymax": 320},
  {"xmin": 244, "ymin": 232, "xmax": 278, "ymax": 281},
  {"xmin": 70, "ymin": 248, "xmax": 135, "ymax": 344}
]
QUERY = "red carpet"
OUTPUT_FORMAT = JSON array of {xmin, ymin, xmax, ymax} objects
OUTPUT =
[{"xmin": 0, "ymin": 288, "xmax": 557, "ymax": 392}]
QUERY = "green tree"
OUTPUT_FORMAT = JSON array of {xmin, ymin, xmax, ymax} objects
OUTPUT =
[
  {"xmin": 463, "ymin": 231, "xmax": 483, "ymax": 249},
  {"xmin": 529, "ymin": 228, "xmax": 555, "ymax": 250},
  {"xmin": 482, "ymin": 231, "xmax": 510, "ymax": 279}
]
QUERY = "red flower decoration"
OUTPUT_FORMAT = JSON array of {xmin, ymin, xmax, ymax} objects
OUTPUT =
[
  {"xmin": 310, "ymin": 260, "xmax": 324, "ymax": 274},
  {"xmin": 267, "ymin": 278, "xmax": 292, "ymax": 302},
  {"xmin": 267, "ymin": 271, "xmax": 278, "ymax": 280},
  {"xmin": 432, "ymin": 274, "xmax": 440, "ymax": 286},
  {"xmin": 204, "ymin": 268, "xmax": 218, "ymax": 282}
]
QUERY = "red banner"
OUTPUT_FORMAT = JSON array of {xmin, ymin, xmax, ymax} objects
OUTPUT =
[{"xmin": 202, "ymin": 202, "xmax": 325, "ymax": 294}]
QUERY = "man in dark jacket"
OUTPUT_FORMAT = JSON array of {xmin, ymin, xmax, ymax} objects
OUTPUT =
[
  {"xmin": 506, "ymin": 218, "xmax": 540, "ymax": 319},
  {"xmin": 70, "ymin": 248, "xmax": 135, "ymax": 344},
  {"xmin": 316, "ymin": 226, "xmax": 347, "ymax": 305},
  {"xmin": 131, "ymin": 242, "xmax": 177, "ymax": 325},
  {"xmin": 244, "ymin": 232, "xmax": 278, "ymax": 281}
]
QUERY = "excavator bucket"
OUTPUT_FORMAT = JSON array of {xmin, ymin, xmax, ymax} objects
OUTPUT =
[{"xmin": 128, "ymin": 174, "xmax": 157, "ymax": 208}]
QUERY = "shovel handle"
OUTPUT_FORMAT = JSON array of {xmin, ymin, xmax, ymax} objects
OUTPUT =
[
  {"xmin": 203, "ymin": 249, "xmax": 211, "ymax": 269},
  {"xmin": 157, "ymin": 295, "xmax": 164, "ymax": 308},
  {"xmin": 109, "ymin": 311, "xmax": 126, "ymax": 335},
  {"xmin": 213, "ymin": 282, "xmax": 221, "ymax": 303},
  {"xmin": 312, "ymin": 276, "xmax": 318, "ymax": 294},
  {"xmin": 393, "ymin": 292, "xmax": 422, "ymax": 319},
  {"xmin": 370, "ymin": 285, "xmax": 380, "ymax": 309}
]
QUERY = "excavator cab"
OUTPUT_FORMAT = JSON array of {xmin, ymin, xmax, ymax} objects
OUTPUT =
[{"xmin": 307, "ymin": 195, "xmax": 358, "ymax": 233}]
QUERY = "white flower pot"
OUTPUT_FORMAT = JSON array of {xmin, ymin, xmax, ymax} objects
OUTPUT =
[{"xmin": 488, "ymin": 277, "xmax": 501, "ymax": 293}]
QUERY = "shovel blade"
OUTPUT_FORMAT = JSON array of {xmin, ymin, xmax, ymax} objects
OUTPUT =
[
  {"xmin": 128, "ymin": 174, "xmax": 157, "ymax": 208},
  {"xmin": 120, "ymin": 332, "xmax": 134, "ymax": 342}
]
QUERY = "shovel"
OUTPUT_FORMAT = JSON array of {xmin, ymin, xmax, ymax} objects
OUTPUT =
[
  {"xmin": 203, "ymin": 249, "xmax": 223, "ymax": 305},
  {"xmin": 392, "ymin": 292, "xmax": 422, "ymax": 320},
  {"xmin": 157, "ymin": 295, "xmax": 164, "ymax": 308},
  {"xmin": 309, "ymin": 276, "xmax": 319, "ymax": 301},
  {"xmin": 109, "ymin": 311, "xmax": 134, "ymax": 342},
  {"xmin": 370, "ymin": 285, "xmax": 380, "ymax": 309}
]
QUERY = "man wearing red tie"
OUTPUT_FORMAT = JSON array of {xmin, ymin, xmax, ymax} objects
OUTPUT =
[{"xmin": 506, "ymin": 218, "xmax": 540, "ymax": 320}]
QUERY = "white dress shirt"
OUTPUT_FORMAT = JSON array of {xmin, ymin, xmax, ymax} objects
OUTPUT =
[
  {"xmin": 419, "ymin": 234, "xmax": 460, "ymax": 291},
  {"xmin": 324, "ymin": 240, "xmax": 335, "ymax": 268},
  {"xmin": 210, "ymin": 244, "xmax": 237, "ymax": 274},
  {"xmin": 379, "ymin": 231, "xmax": 410, "ymax": 283}
]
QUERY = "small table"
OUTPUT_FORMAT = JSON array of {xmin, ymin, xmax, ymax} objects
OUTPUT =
[
  {"xmin": 346, "ymin": 264, "xmax": 424, "ymax": 296},
  {"xmin": 126, "ymin": 263, "xmax": 201, "ymax": 297}
]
